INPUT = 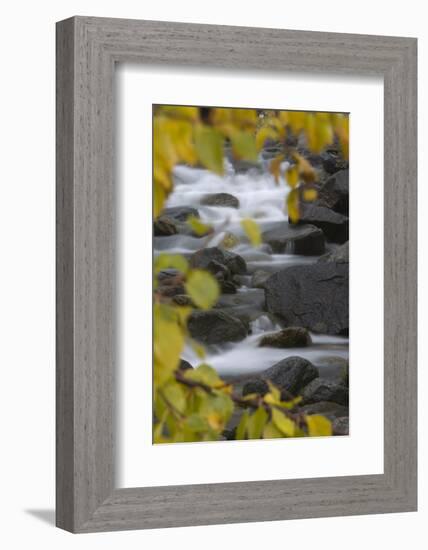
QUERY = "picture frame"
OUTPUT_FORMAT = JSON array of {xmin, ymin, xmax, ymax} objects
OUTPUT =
[{"xmin": 56, "ymin": 16, "xmax": 417, "ymax": 533}]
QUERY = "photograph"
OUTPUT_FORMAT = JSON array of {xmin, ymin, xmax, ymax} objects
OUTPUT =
[{"xmin": 153, "ymin": 105, "xmax": 349, "ymax": 443}]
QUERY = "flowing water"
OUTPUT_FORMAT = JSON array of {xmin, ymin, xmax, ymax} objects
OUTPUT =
[{"xmin": 156, "ymin": 158, "xmax": 349, "ymax": 378}]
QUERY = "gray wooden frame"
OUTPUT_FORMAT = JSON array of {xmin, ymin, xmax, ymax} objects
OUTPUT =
[{"xmin": 56, "ymin": 16, "xmax": 417, "ymax": 533}]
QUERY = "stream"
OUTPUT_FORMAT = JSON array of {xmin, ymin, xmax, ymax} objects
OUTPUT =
[{"xmin": 156, "ymin": 158, "xmax": 349, "ymax": 379}]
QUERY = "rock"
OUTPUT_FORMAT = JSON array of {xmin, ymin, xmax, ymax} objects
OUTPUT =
[
  {"xmin": 314, "ymin": 356, "xmax": 349, "ymax": 382},
  {"xmin": 242, "ymin": 378, "xmax": 269, "ymax": 397},
  {"xmin": 299, "ymin": 401, "xmax": 348, "ymax": 421},
  {"xmin": 320, "ymin": 151, "xmax": 348, "ymax": 175},
  {"xmin": 201, "ymin": 193, "xmax": 240, "ymax": 209},
  {"xmin": 190, "ymin": 247, "xmax": 247, "ymax": 275},
  {"xmin": 332, "ymin": 416, "xmax": 349, "ymax": 436},
  {"xmin": 264, "ymin": 262, "xmax": 348, "ymax": 335},
  {"xmin": 161, "ymin": 206, "xmax": 200, "ymax": 222},
  {"xmin": 258, "ymin": 327, "xmax": 312, "ymax": 348},
  {"xmin": 260, "ymin": 356, "xmax": 319, "ymax": 397},
  {"xmin": 187, "ymin": 310, "xmax": 249, "ymax": 345},
  {"xmin": 317, "ymin": 170, "xmax": 349, "ymax": 215},
  {"xmin": 318, "ymin": 241, "xmax": 349, "ymax": 264},
  {"xmin": 294, "ymin": 203, "xmax": 348, "ymax": 244},
  {"xmin": 179, "ymin": 359, "xmax": 194, "ymax": 371},
  {"xmin": 154, "ymin": 217, "xmax": 178, "ymax": 236},
  {"xmin": 157, "ymin": 284, "xmax": 185, "ymax": 298},
  {"xmin": 233, "ymin": 160, "xmax": 263, "ymax": 174},
  {"xmin": 251, "ymin": 270, "xmax": 271, "ymax": 289},
  {"xmin": 262, "ymin": 222, "xmax": 325, "ymax": 255},
  {"xmin": 301, "ymin": 378, "xmax": 348, "ymax": 406}
]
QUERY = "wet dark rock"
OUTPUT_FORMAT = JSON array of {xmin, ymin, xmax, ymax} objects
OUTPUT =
[
  {"xmin": 294, "ymin": 203, "xmax": 348, "ymax": 244},
  {"xmin": 258, "ymin": 327, "xmax": 312, "ymax": 348},
  {"xmin": 332, "ymin": 416, "xmax": 349, "ymax": 436},
  {"xmin": 188, "ymin": 310, "xmax": 249, "ymax": 345},
  {"xmin": 262, "ymin": 222, "xmax": 325, "ymax": 255},
  {"xmin": 161, "ymin": 206, "xmax": 200, "ymax": 222},
  {"xmin": 251, "ymin": 270, "xmax": 271, "ymax": 289},
  {"xmin": 242, "ymin": 378, "xmax": 269, "ymax": 397},
  {"xmin": 190, "ymin": 247, "xmax": 247, "ymax": 275},
  {"xmin": 264, "ymin": 262, "xmax": 348, "ymax": 335},
  {"xmin": 301, "ymin": 378, "xmax": 349, "ymax": 406},
  {"xmin": 320, "ymin": 151, "xmax": 348, "ymax": 176},
  {"xmin": 317, "ymin": 169, "xmax": 349, "ymax": 215},
  {"xmin": 299, "ymin": 401, "xmax": 348, "ymax": 421},
  {"xmin": 201, "ymin": 192, "xmax": 240, "ymax": 209},
  {"xmin": 238, "ymin": 355, "xmax": 319, "ymax": 402},
  {"xmin": 260, "ymin": 356, "xmax": 319, "ymax": 397},
  {"xmin": 154, "ymin": 217, "xmax": 178, "ymax": 236},
  {"xmin": 318, "ymin": 241, "xmax": 349, "ymax": 264},
  {"xmin": 157, "ymin": 284, "xmax": 185, "ymax": 298}
]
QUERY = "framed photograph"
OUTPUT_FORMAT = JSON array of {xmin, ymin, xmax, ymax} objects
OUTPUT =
[{"xmin": 56, "ymin": 16, "xmax": 417, "ymax": 533}]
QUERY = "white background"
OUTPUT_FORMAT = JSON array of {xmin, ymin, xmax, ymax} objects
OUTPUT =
[
  {"xmin": 0, "ymin": 1, "xmax": 425, "ymax": 549},
  {"xmin": 118, "ymin": 67, "xmax": 384, "ymax": 487}
]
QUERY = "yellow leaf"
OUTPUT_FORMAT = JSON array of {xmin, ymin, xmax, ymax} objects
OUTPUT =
[
  {"xmin": 272, "ymin": 408, "xmax": 296, "ymax": 437},
  {"xmin": 194, "ymin": 125, "xmax": 224, "ymax": 175},
  {"xmin": 286, "ymin": 188, "xmax": 300, "ymax": 223},
  {"xmin": 285, "ymin": 165, "xmax": 299, "ymax": 188},
  {"xmin": 153, "ymin": 182, "xmax": 166, "ymax": 219},
  {"xmin": 292, "ymin": 151, "xmax": 317, "ymax": 183},
  {"xmin": 236, "ymin": 410, "xmax": 249, "ymax": 440},
  {"xmin": 154, "ymin": 253, "xmax": 189, "ymax": 274},
  {"xmin": 256, "ymin": 126, "xmax": 279, "ymax": 151},
  {"xmin": 241, "ymin": 218, "xmax": 262, "ymax": 246},
  {"xmin": 231, "ymin": 131, "xmax": 258, "ymax": 161},
  {"xmin": 263, "ymin": 421, "xmax": 284, "ymax": 439},
  {"xmin": 270, "ymin": 154, "xmax": 284, "ymax": 184},
  {"xmin": 185, "ymin": 269, "xmax": 220, "ymax": 310},
  {"xmin": 187, "ymin": 215, "xmax": 212, "ymax": 236},
  {"xmin": 158, "ymin": 105, "xmax": 200, "ymax": 121},
  {"xmin": 231, "ymin": 109, "xmax": 258, "ymax": 130},
  {"xmin": 288, "ymin": 111, "xmax": 307, "ymax": 134},
  {"xmin": 306, "ymin": 415, "xmax": 333, "ymax": 437},
  {"xmin": 303, "ymin": 188, "xmax": 318, "ymax": 202}
]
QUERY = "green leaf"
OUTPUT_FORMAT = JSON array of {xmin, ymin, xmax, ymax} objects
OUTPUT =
[
  {"xmin": 231, "ymin": 131, "xmax": 258, "ymax": 161},
  {"xmin": 194, "ymin": 125, "xmax": 224, "ymax": 174},
  {"xmin": 236, "ymin": 410, "xmax": 249, "ymax": 440},
  {"xmin": 162, "ymin": 381, "xmax": 186, "ymax": 415},
  {"xmin": 247, "ymin": 406, "xmax": 268, "ymax": 439},
  {"xmin": 241, "ymin": 218, "xmax": 262, "ymax": 247},
  {"xmin": 306, "ymin": 414, "xmax": 332, "ymax": 437},
  {"xmin": 154, "ymin": 253, "xmax": 189, "ymax": 274},
  {"xmin": 187, "ymin": 215, "xmax": 212, "ymax": 236},
  {"xmin": 184, "ymin": 363, "xmax": 222, "ymax": 387},
  {"xmin": 272, "ymin": 408, "xmax": 296, "ymax": 437},
  {"xmin": 185, "ymin": 269, "xmax": 219, "ymax": 310}
]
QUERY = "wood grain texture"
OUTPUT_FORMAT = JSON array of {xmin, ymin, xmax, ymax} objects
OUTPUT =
[{"xmin": 56, "ymin": 16, "xmax": 417, "ymax": 533}]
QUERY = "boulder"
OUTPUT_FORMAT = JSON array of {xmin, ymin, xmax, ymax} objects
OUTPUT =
[
  {"xmin": 301, "ymin": 378, "xmax": 349, "ymax": 406},
  {"xmin": 317, "ymin": 169, "xmax": 349, "ymax": 215},
  {"xmin": 294, "ymin": 203, "xmax": 348, "ymax": 244},
  {"xmin": 190, "ymin": 247, "xmax": 247, "ymax": 275},
  {"xmin": 262, "ymin": 356, "xmax": 318, "ymax": 397},
  {"xmin": 201, "ymin": 193, "xmax": 240, "ymax": 209},
  {"xmin": 258, "ymin": 327, "xmax": 312, "ymax": 348},
  {"xmin": 320, "ymin": 151, "xmax": 348, "ymax": 176},
  {"xmin": 264, "ymin": 262, "xmax": 348, "ymax": 335},
  {"xmin": 262, "ymin": 222, "xmax": 325, "ymax": 255},
  {"xmin": 154, "ymin": 217, "xmax": 178, "ymax": 236},
  {"xmin": 332, "ymin": 416, "xmax": 349, "ymax": 436},
  {"xmin": 318, "ymin": 241, "xmax": 349, "ymax": 264},
  {"xmin": 299, "ymin": 401, "xmax": 348, "ymax": 421},
  {"xmin": 242, "ymin": 378, "xmax": 269, "ymax": 397},
  {"xmin": 251, "ymin": 270, "xmax": 271, "ymax": 289},
  {"xmin": 187, "ymin": 310, "xmax": 248, "ymax": 345},
  {"xmin": 161, "ymin": 206, "xmax": 200, "ymax": 222}
]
